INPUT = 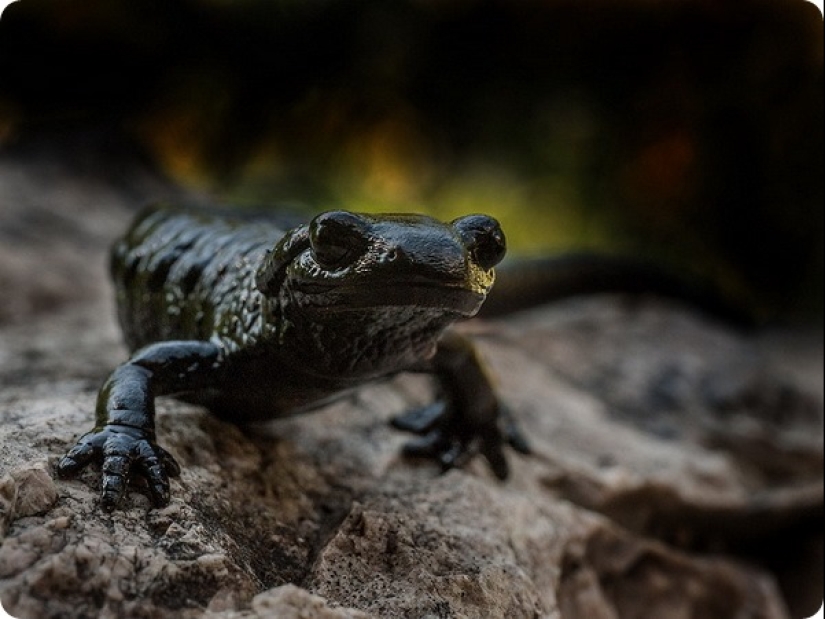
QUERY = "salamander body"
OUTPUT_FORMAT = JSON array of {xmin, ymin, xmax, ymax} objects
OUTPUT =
[{"xmin": 58, "ymin": 205, "xmax": 528, "ymax": 510}]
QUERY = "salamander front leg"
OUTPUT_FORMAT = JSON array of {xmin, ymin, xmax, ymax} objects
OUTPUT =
[
  {"xmin": 57, "ymin": 340, "xmax": 220, "ymax": 511},
  {"xmin": 392, "ymin": 332, "xmax": 530, "ymax": 479}
]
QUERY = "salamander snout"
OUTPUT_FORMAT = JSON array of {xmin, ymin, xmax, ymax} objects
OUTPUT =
[
  {"xmin": 306, "ymin": 209, "xmax": 506, "ymax": 278},
  {"xmin": 452, "ymin": 214, "xmax": 507, "ymax": 271}
]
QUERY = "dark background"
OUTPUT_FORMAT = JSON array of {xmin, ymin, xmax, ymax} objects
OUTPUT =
[{"xmin": 0, "ymin": 0, "xmax": 822, "ymax": 321}]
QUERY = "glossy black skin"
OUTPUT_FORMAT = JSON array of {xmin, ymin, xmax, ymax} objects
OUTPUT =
[{"xmin": 57, "ymin": 205, "xmax": 528, "ymax": 511}]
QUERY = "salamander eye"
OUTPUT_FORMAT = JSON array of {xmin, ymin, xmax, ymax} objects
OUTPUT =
[
  {"xmin": 452, "ymin": 214, "xmax": 507, "ymax": 271},
  {"xmin": 309, "ymin": 210, "xmax": 369, "ymax": 269}
]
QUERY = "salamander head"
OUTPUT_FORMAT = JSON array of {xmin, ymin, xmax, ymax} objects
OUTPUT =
[
  {"xmin": 256, "ymin": 210, "xmax": 506, "ymax": 378},
  {"xmin": 259, "ymin": 210, "xmax": 505, "ymax": 317}
]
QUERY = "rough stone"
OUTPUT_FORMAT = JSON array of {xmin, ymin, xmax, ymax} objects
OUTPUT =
[
  {"xmin": 0, "ymin": 148, "xmax": 821, "ymax": 619},
  {"xmin": 249, "ymin": 585, "xmax": 371, "ymax": 619},
  {"xmin": 7, "ymin": 465, "xmax": 58, "ymax": 521}
]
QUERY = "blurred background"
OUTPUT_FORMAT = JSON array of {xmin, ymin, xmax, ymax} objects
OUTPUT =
[{"xmin": 0, "ymin": 0, "xmax": 822, "ymax": 322}]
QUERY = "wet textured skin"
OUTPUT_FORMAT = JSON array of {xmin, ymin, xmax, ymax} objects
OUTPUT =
[{"xmin": 57, "ymin": 205, "xmax": 529, "ymax": 511}]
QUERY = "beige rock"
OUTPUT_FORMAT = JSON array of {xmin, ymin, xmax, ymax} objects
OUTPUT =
[{"xmin": 0, "ymin": 151, "xmax": 821, "ymax": 619}]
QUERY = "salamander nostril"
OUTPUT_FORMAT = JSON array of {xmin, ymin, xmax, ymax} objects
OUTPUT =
[
  {"xmin": 309, "ymin": 210, "xmax": 369, "ymax": 269},
  {"xmin": 452, "ymin": 214, "xmax": 507, "ymax": 271}
]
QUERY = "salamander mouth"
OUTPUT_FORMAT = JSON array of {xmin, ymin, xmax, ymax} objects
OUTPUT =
[{"xmin": 290, "ymin": 281, "xmax": 486, "ymax": 317}]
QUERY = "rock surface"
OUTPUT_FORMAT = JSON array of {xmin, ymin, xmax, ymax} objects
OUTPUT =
[{"xmin": 0, "ymin": 148, "xmax": 822, "ymax": 619}]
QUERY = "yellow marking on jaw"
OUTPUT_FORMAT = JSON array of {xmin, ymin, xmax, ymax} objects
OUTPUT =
[{"xmin": 466, "ymin": 264, "xmax": 496, "ymax": 296}]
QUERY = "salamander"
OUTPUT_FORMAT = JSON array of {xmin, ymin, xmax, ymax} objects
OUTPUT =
[{"xmin": 57, "ymin": 205, "xmax": 530, "ymax": 511}]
